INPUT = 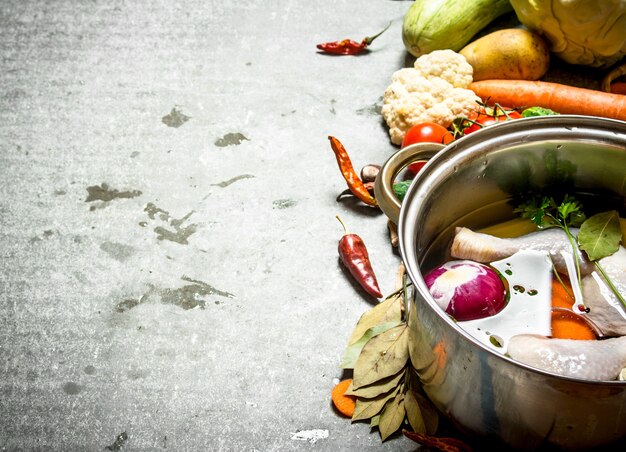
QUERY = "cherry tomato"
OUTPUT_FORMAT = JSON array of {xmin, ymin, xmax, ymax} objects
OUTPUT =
[
  {"xmin": 406, "ymin": 160, "xmax": 426, "ymax": 177},
  {"xmin": 462, "ymin": 107, "xmax": 522, "ymax": 135},
  {"xmin": 401, "ymin": 122, "xmax": 454, "ymax": 148}
]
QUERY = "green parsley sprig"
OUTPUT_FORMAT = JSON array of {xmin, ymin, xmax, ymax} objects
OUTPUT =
[
  {"xmin": 515, "ymin": 195, "xmax": 587, "ymax": 306},
  {"xmin": 515, "ymin": 195, "xmax": 625, "ymax": 310}
]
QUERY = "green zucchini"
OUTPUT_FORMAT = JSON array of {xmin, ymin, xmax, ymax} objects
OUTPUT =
[{"xmin": 402, "ymin": 0, "xmax": 513, "ymax": 57}]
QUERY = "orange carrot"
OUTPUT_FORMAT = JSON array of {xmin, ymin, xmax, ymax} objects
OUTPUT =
[
  {"xmin": 469, "ymin": 80, "xmax": 626, "ymax": 121},
  {"xmin": 551, "ymin": 277, "xmax": 574, "ymax": 310},
  {"xmin": 331, "ymin": 379, "xmax": 356, "ymax": 417},
  {"xmin": 550, "ymin": 279, "xmax": 595, "ymax": 340}
]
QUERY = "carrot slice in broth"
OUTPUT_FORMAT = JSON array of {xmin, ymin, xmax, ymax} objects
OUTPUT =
[{"xmin": 550, "ymin": 279, "xmax": 596, "ymax": 340}]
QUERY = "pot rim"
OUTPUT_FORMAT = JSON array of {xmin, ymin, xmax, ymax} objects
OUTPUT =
[{"xmin": 397, "ymin": 115, "xmax": 626, "ymax": 386}]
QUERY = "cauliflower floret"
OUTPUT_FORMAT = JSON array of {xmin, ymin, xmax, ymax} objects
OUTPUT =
[
  {"xmin": 443, "ymin": 87, "xmax": 483, "ymax": 119},
  {"xmin": 390, "ymin": 67, "xmax": 420, "ymax": 86},
  {"xmin": 382, "ymin": 50, "xmax": 480, "ymax": 145},
  {"xmin": 413, "ymin": 49, "xmax": 474, "ymax": 88}
]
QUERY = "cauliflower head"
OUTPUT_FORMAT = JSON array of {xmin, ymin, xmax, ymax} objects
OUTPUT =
[
  {"xmin": 413, "ymin": 49, "xmax": 474, "ymax": 88},
  {"xmin": 510, "ymin": 0, "xmax": 626, "ymax": 68},
  {"xmin": 382, "ymin": 50, "xmax": 479, "ymax": 145}
]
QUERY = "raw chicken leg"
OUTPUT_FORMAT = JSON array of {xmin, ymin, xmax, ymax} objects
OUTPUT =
[
  {"xmin": 451, "ymin": 227, "xmax": 626, "ymax": 336},
  {"xmin": 451, "ymin": 227, "xmax": 595, "ymax": 275},
  {"xmin": 508, "ymin": 334, "xmax": 626, "ymax": 381}
]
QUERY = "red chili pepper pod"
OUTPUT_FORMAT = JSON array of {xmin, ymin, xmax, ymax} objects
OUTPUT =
[
  {"xmin": 316, "ymin": 22, "xmax": 391, "ymax": 56},
  {"xmin": 336, "ymin": 215, "xmax": 383, "ymax": 298},
  {"xmin": 403, "ymin": 430, "xmax": 473, "ymax": 452},
  {"xmin": 328, "ymin": 136, "xmax": 378, "ymax": 207}
]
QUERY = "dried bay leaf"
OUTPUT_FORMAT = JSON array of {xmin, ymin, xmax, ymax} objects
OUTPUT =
[
  {"xmin": 341, "ymin": 321, "xmax": 401, "ymax": 369},
  {"xmin": 370, "ymin": 415, "xmax": 380, "ymax": 428},
  {"xmin": 353, "ymin": 323, "xmax": 409, "ymax": 389},
  {"xmin": 346, "ymin": 368, "xmax": 405, "ymax": 399},
  {"xmin": 404, "ymin": 388, "xmax": 426, "ymax": 434},
  {"xmin": 352, "ymin": 385, "xmax": 400, "ymax": 421},
  {"xmin": 379, "ymin": 391, "xmax": 406, "ymax": 441},
  {"xmin": 347, "ymin": 294, "xmax": 403, "ymax": 345},
  {"xmin": 413, "ymin": 389, "xmax": 439, "ymax": 435},
  {"xmin": 407, "ymin": 300, "xmax": 435, "ymax": 371},
  {"xmin": 404, "ymin": 371, "xmax": 439, "ymax": 435},
  {"xmin": 578, "ymin": 210, "xmax": 621, "ymax": 261}
]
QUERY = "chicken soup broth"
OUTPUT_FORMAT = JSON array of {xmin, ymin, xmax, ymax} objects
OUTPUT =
[{"xmin": 417, "ymin": 192, "xmax": 626, "ymax": 381}]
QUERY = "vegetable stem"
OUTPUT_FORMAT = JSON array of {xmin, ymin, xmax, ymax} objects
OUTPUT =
[
  {"xmin": 363, "ymin": 21, "xmax": 392, "ymax": 45},
  {"xmin": 336, "ymin": 214, "xmax": 349, "ymax": 234},
  {"xmin": 562, "ymin": 221, "xmax": 584, "ymax": 305},
  {"xmin": 402, "ymin": 273, "xmax": 409, "ymax": 322},
  {"xmin": 542, "ymin": 212, "xmax": 586, "ymax": 306},
  {"xmin": 550, "ymin": 256, "xmax": 575, "ymax": 302},
  {"xmin": 594, "ymin": 261, "xmax": 626, "ymax": 310}
]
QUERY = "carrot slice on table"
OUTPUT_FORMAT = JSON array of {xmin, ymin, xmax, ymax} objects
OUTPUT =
[
  {"xmin": 331, "ymin": 379, "xmax": 356, "ymax": 417},
  {"xmin": 469, "ymin": 80, "xmax": 626, "ymax": 121}
]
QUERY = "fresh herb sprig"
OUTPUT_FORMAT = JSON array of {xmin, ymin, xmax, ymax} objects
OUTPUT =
[
  {"xmin": 515, "ymin": 195, "xmax": 625, "ymax": 310},
  {"xmin": 515, "ymin": 195, "xmax": 586, "ymax": 306},
  {"xmin": 516, "ymin": 194, "xmax": 586, "ymax": 229}
]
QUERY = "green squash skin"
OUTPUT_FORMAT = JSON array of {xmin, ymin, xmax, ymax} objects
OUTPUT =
[{"xmin": 402, "ymin": 0, "xmax": 514, "ymax": 57}]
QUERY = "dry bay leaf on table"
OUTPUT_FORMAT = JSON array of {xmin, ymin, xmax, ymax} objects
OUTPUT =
[
  {"xmin": 346, "ymin": 368, "xmax": 405, "ymax": 399},
  {"xmin": 353, "ymin": 323, "xmax": 409, "ymax": 389},
  {"xmin": 352, "ymin": 385, "xmax": 401, "ymax": 422},
  {"xmin": 370, "ymin": 414, "xmax": 380, "ymax": 428},
  {"xmin": 404, "ymin": 388, "xmax": 427, "ymax": 435},
  {"xmin": 404, "ymin": 385, "xmax": 440, "ymax": 436},
  {"xmin": 379, "ymin": 390, "xmax": 406, "ymax": 441},
  {"xmin": 341, "ymin": 321, "xmax": 401, "ymax": 369},
  {"xmin": 347, "ymin": 294, "xmax": 403, "ymax": 345},
  {"xmin": 412, "ymin": 388, "xmax": 439, "ymax": 434},
  {"xmin": 407, "ymin": 297, "xmax": 437, "ymax": 371}
]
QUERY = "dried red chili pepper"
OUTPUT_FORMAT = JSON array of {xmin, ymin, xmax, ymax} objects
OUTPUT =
[
  {"xmin": 328, "ymin": 136, "xmax": 378, "ymax": 207},
  {"xmin": 336, "ymin": 215, "xmax": 383, "ymax": 299},
  {"xmin": 403, "ymin": 430, "xmax": 473, "ymax": 452},
  {"xmin": 317, "ymin": 22, "xmax": 391, "ymax": 56}
]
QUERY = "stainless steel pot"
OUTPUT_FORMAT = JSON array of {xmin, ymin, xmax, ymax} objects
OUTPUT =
[{"xmin": 374, "ymin": 116, "xmax": 626, "ymax": 450}]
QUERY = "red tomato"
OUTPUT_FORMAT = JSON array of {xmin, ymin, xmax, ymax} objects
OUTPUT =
[
  {"xmin": 401, "ymin": 122, "xmax": 454, "ymax": 148},
  {"xmin": 406, "ymin": 160, "xmax": 426, "ymax": 176},
  {"xmin": 463, "ymin": 108, "xmax": 522, "ymax": 135}
]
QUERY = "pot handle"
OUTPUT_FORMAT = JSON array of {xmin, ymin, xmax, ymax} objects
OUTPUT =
[{"xmin": 374, "ymin": 142, "xmax": 445, "ymax": 224}]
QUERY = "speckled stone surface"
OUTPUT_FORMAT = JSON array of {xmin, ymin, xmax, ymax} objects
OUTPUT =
[{"xmin": 0, "ymin": 1, "xmax": 616, "ymax": 451}]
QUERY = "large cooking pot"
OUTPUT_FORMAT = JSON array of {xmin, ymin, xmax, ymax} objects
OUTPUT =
[{"xmin": 374, "ymin": 115, "xmax": 626, "ymax": 450}]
